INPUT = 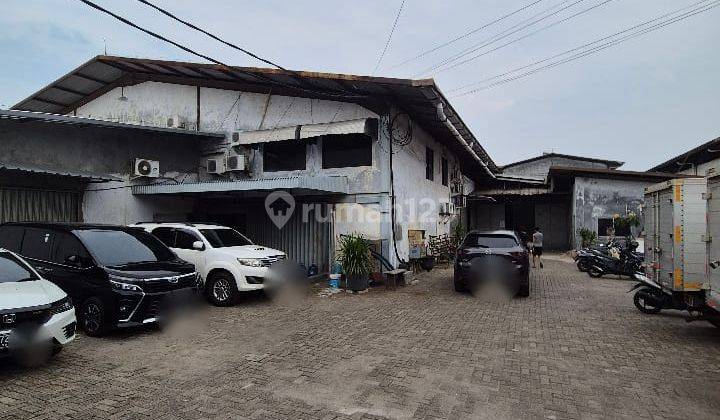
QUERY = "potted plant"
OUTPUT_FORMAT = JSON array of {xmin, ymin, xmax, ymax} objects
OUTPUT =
[{"xmin": 337, "ymin": 234, "xmax": 374, "ymax": 292}]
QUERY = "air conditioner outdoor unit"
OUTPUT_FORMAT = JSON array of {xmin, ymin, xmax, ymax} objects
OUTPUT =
[
  {"xmin": 207, "ymin": 158, "xmax": 224, "ymax": 174},
  {"xmin": 452, "ymin": 195, "xmax": 467, "ymax": 208},
  {"xmin": 439, "ymin": 202, "xmax": 455, "ymax": 215},
  {"xmin": 226, "ymin": 155, "xmax": 246, "ymax": 172},
  {"xmin": 134, "ymin": 158, "xmax": 160, "ymax": 178}
]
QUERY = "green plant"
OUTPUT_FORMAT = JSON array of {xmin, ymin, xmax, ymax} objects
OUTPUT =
[
  {"xmin": 451, "ymin": 221, "xmax": 465, "ymax": 247},
  {"xmin": 578, "ymin": 227, "xmax": 597, "ymax": 248},
  {"xmin": 336, "ymin": 234, "xmax": 374, "ymax": 277},
  {"xmin": 614, "ymin": 211, "xmax": 641, "ymax": 239}
]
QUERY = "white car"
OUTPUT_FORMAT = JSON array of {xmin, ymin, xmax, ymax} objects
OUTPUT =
[
  {"xmin": 133, "ymin": 223, "xmax": 286, "ymax": 306},
  {"xmin": 0, "ymin": 249, "xmax": 76, "ymax": 367}
]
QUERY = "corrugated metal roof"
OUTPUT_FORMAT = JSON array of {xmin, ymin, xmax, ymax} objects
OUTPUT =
[
  {"xmin": 12, "ymin": 55, "xmax": 499, "ymax": 179},
  {"xmin": 0, "ymin": 162, "xmax": 121, "ymax": 182},
  {"xmin": 131, "ymin": 176, "xmax": 349, "ymax": 195},
  {"xmin": 0, "ymin": 109, "xmax": 224, "ymax": 138}
]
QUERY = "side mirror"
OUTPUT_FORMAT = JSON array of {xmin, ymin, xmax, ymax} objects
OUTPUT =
[
  {"xmin": 65, "ymin": 255, "xmax": 83, "ymax": 267},
  {"xmin": 192, "ymin": 241, "xmax": 205, "ymax": 251}
]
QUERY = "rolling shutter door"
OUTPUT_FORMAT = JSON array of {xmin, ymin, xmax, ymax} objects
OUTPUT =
[{"xmin": 0, "ymin": 187, "xmax": 81, "ymax": 223}]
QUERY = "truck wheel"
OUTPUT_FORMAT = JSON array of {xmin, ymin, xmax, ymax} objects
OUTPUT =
[
  {"xmin": 206, "ymin": 271, "xmax": 237, "ymax": 307},
  {"xmin": 633, "ymin": 289, "xmax": 662, "ymax": 314},
  {"xmin": 81, "ymin": 297, "xmax": 109, "ymax": 337}
]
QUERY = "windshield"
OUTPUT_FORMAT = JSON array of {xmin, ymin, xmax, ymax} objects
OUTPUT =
[
  {"xmin": 0, "ymin": 252, "xmax": 38, "ymax": 283},
  {"xmin": 464, "ymin": 234, "xmax": 518, "ymax": 249},
  {"xmin": 200, "ymin": 229, "xmax": 253, "ymax": 248},
  {"xmin": 74, "ymin": 229, "xmax": 176, "ymax": 267}
]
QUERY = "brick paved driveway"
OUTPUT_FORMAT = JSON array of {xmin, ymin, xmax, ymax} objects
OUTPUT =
[{"xmin": 2, "ymin": 259, "xmax": 720, "ymax": 419}]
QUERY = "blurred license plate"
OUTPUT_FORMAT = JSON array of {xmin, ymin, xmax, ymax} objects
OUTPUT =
[{"xmin": 0, "ymin": 330, "xmax": 10, "ymax": 349}]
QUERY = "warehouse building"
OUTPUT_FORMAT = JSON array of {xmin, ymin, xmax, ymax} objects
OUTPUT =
[{"xmin": 4, "ymin": 55, "xmax": 500, "ymax": 271}]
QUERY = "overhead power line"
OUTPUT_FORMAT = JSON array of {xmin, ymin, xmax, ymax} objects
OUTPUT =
[
  {"xmin": 135, "ymin": 0, "xmax": 286, "ymax": 70},
  {"xmin": 388, "ymin": 0, "xmax": 545, "ymax": 70},
  {"xmin": 371, "ymin": 0, "xmax": 407, "ymax": 75},
  {"xmin": 415, "ymin": 0, "xmax": 589, "ymax": 76},
  {"xmin": 76, "ymin": 0, "xmax": 365, "ymax": 100},
  {"xmin": 427, "ymin": 0, "xmax": 617, "ymax": 76},
  {"xmin": 451, "ymin": 0, "xmax": 720, "ymax": 97}
]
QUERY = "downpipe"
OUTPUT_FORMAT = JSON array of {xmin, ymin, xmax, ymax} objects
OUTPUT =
[{"xmin": 436, "ymin": 102, "xmax": 495, "ymax": 179}]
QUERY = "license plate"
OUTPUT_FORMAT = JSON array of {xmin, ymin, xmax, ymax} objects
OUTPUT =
[{"xmin": 0, "ymin": 330, "xmax": 10, "ymax": 349}]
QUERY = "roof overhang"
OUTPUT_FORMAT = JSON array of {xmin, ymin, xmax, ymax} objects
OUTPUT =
[
  {"xmin": 547, "ymin": 166, "xmax": 696, "ymax": 182},
  {"xmin": 0, "ymin": 162, "xmax": 121, "ymax": 182},
  {"xmin": 131, "ymin": 175, "xmax": 349, "ymax": 195},
  {"xmin": 232, "ymin": 118, "xmax": 376, "ymax": 145},
  {"xmin": 11, "ymin": 55, "xmax": 499, "ymax": 181},
  {"xmin": 649, "ymin": 135, "xmax": 720, "ymax": 173},
  {"xmin": 0, "ymin": 109, "xmax": 224, "ymax": 138}
]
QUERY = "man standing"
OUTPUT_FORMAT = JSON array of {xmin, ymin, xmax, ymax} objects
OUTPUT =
[{"xmin": 532, "ymin": 227, "xmax": 544, "ymax": 269}]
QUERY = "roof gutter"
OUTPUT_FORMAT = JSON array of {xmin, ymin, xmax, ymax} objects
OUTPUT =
[{"xmin": 436, "ymin": 102, "xmax": 495, "ymax": 179}]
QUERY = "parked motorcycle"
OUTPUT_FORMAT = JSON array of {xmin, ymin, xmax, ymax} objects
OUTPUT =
[
  {"xmin": 628, "ymin": 272, "xmax": 687, "ymax": 314},
  {"xmin": 574, "ymin": 240, "xmax": 620, "ymax": 272},
  {"xmin": 586, "ymin": 241, "xmax": 643, "ymax": 278}
]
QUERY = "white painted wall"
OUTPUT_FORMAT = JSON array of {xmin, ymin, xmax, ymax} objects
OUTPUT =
[
  {"xmin": 75, "ymin": 82, "xmax": 376, "ymax": 134},
  {"xmin": 390, "ymin": 122, "xmax": 458, "ymax": 263}
]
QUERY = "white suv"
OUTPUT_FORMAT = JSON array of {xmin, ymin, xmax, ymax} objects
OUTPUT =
[
  {"xmin": 0, "ymin": 249, "xmax": 76, "ymax": 367},
  {"xmin": 134, "ymin": 223, "xmax": 286, "ymax": 306}
]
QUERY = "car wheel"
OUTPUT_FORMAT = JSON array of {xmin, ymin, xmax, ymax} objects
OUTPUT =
[
  {"xmin": 206, "ymin": 271, "xmax": 237, "ymax": 307},
  {"xmin": 52, "ymin": 343, "xmax": 63, "ymax": 356},
  {"xmin": 517, "ymin": 282, "xmax": 530, "ymax": 297},
  {"xmin": 81, "ymin": 297, "xmax": 109, "ymax": 337},
  {"xmin": 454, "ymin": 278, "xmax": 467, "ymax": 293}
]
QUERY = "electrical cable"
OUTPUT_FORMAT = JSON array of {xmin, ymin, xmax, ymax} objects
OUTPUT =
[
  {"xmin": 135, "ymin": 0, "xmax": 359, "ymax": 97},
  {"xmin": 452, "ymin": 0, "xmax": 720, "ymax": 96},
  {"xmin": 76, "ymin": 0, "xmax": 367, "ymax": 100},
  {"xmin": 447, "ymin": 0, "xmax": 711, "ymax": 94},
  {"xmin": 388, "ymin": 0, "xmax": 545, "ymax": 70},
  {"xmin": 371, "ymin": 0, "xmax": 407, "ymax": 75},
  {"xmin": 415, "ymin": 0, "xmax": 586, "ymax": 76},
  {"xmin": 428, "ymin": 0, "xmax": 617, "ymax": 76}
]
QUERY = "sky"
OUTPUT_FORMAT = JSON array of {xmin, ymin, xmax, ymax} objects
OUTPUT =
[{"xmin": 1, "ymin": 0, "xmax": 718, "ymax": 170}]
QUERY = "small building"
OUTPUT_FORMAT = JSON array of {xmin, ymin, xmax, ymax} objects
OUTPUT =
[
  {"xmin": 3, "ymin": 55, "xmax": 500, "ymax": 271},
  {"xmin": 469, "ymin": 153, "xmax": 681, "ymax": 250},
  {"xmin": 649, "ymin": 135, "xmax": 720, "ymax": 176}
]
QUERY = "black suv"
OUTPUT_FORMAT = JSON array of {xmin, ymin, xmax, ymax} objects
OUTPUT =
[
  {"xmin": 0, "ymin": 223, "xmax": 198, "ymax": 336},
  {"xmin": 454, "ymin": 230, "xmax": 530, "ymax": 297}
]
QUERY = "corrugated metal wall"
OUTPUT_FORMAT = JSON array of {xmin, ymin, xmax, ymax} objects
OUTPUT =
[
  {"xmin": 0, "ymin": 187, "xmax": 81, "ymax": 223},
  {"xmin": 245, "ymin": 204, "xmax": 332, "ymax": 273}
]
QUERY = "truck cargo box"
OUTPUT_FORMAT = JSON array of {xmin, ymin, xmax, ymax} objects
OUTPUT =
[
  {"xmin": 704, "ymin": 171, "xmax": 720, "ymax": 311},
  {"xmin": 644, "ymin": 178, "xmax": 707, "ymax": 292}
]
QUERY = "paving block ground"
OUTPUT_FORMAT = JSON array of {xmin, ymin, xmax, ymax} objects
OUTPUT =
[{"xmin": 2, "ymin": 259, "xmax": 719, "ymax": 419}]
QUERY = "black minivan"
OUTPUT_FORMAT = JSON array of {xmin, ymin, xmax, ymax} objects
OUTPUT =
[{"xmin": 0, "ymin": 223, "xmax": 198, "ymax": 336}]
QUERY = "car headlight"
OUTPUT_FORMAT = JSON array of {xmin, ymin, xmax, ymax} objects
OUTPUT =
[
  {"xmin": 51, "ymin": 296, "xmax": 74, "ymax": 313},
  {"xmin": 237, "ymin": 258, "xmax": 264, "ymax": 267},
  {"xmin": 109, "ymin": 279, "xmax": 143, "ymax": 292}
]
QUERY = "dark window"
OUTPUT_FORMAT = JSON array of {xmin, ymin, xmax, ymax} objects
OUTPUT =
[
  {"xmin": 441, "ymin": 157, "xmax": 449, "ymax": 186},
  {"xmin": 200, "ymin": 229, "xmax": 253, "ymax": 248},
  {"xmin": 426, "ymin": 147, "xmax": 434, "ymax": 181},
  {"xmin": 463, "ymin": 234, "xmax": 518, "ymax": 248},
  {"xmin": 74, "ymin": 229, "xmax": 175, "ymax": 267},
  {"xmin": 263, "ymin": 140, "xmax": 306, "ymax": 172},
  {"xmin": 598, "ymin": 218, "xmax": 630, "ymax": 237},
  {"xmin": 152, "ymin": 227, "xmax": 176, "ymax": 247},
  {"xmin": 322, "ymin": 134, "xmax": 372, "ymax": 168},
  {"xmin": 21, "ymin": 228, "xmax": 54, "ymax": 261},
  {"xmin": 0, "ymin": 226, "xmax": 25, "ymax": 251},
  {"xmin": 0, "ymin": 252, "xmax": 38, "ymax": 283},
  {"xmin": 52, "ymin": 232, "xmax": 91, "ymax": 266},
  {"xmin": 175, "ymin": 230, "xmax": 200, "ymax": 250}
]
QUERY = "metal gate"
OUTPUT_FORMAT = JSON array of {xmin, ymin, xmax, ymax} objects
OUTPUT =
[{"xmin": 0, "ymin": 187, "xmax": 81, "ymax": 223}]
